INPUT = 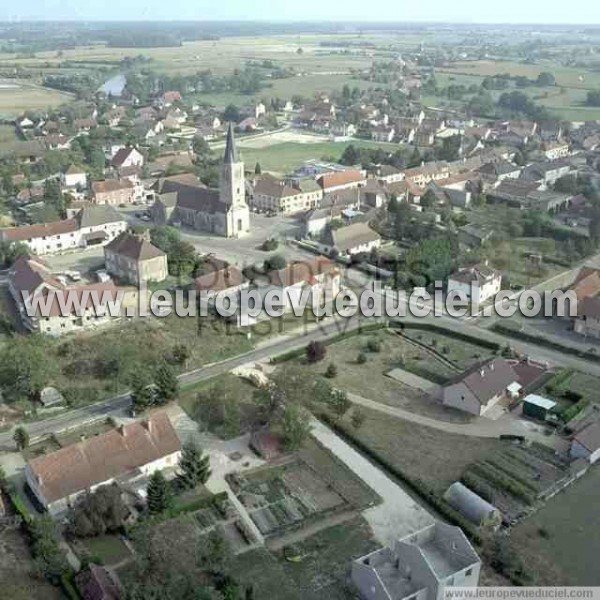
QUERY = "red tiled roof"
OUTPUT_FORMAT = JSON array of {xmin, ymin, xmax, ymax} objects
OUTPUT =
[
  {"xmin": 0, "ymin": 218, "xmax": 78, "ymax": 242},
  {"xmin": 28, "ymin": 412, "xmax": 180, "ymax": 503},
  {"xmin": 318, "ymin": 169, "xmax": 364, "ymax": 190}
]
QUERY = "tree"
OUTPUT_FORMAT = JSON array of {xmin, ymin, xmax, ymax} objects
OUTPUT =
[
  {"xmin": 223, "ymin": 104, "xmax": 240, "ymax": 123},
  {"xmin": 419, "ymin": 189, "xmax": 436, "ymax": 209},
  {"xmin": 0, "ymin": 334, "xmax": 56, "ymax": 402},
  {"xmin": 281, "ymin": 404, "xmax": 312, "ymax": 450},
  {"xmin": 68, "ymin": 484, "xmax": 128, "ymax": 538},
  {"xmin": 536, "ymin": 72, "xmax": 556, "ymax": 87},
  {"xmin": 351, "ymin": 408, "xmax": 366, "ymax": 429},
  {"xmin": 154, "ymin": 361, "xmax": 179, "ymax": 403},
  {"xmin": 29, "ymin": 516, "xmax": 69, "ymax": 583},
  {"xmin": 254, "ymin": 162, "xmax": 262, "ymax": 175},
  {"xmin": 147, "ymin": 471, "xmax": 173, "ymax": 515},
  {"xmin": 325, "ymin": 363, "xmax": 338, "ymax": 378},
  {"xmin": 586, "ymin": 90, "xmax": 600, "ymax": 107},
  {"xmin": 0, "ymin": 240, "xmax": 29, "ymax": 268},
  {"xmin": 13, "ymin": 426, "xmax": 29, "ymax": 450},
  {"xmin": 306, "ymin": 340, "xmax": 326, "ymax": 363},
  {"xmin": 130, "ymin": 371, "xmax": 154, "ymax": 411},
  {"xmin": 43, "ymin": 178, "xmax": 66, "ymax": 217},
  {"xmin": 329, "ymin": 389, "xmax": 351, "ymax": 418},
  {"xmin": 357, "ymin": 352, "xmax": 367, "ymax": 364},
  {"xmin": 263, "ymin": 254, "xmax": 286, "ymax": 271},
  {"xmin": 171, "ymin": 344, "xmax": 189, "ymax": 366},
  {"xmin": 178, "ymin": 442, "xmax": 211, "ymax": 489}
]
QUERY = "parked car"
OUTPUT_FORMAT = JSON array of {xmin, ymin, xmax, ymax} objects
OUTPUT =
[{"xmin": 95, "ymin": 269, "xmax": 111, "ymax": 283}]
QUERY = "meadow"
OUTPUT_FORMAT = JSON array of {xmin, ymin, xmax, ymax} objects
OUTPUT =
[{"xmin": 0, "ymin": 82, "xmax": 72, "ymax": 118}]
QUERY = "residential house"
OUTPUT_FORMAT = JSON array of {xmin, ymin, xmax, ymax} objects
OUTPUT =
[
  {"xmin": 520, "ymin": 159, "xmax": 571, "ymax": 186},
  {"xmin": 111, "ymin": 146, "xmax": 144, "ymax": 170},
  {"xmin": 458, "ymin": 224, "xmax": 494, "ymax": 248},
  {"xmin": 252, "ymin": 177, "xmax": 320, "ymax": 214},
  {"xmin": 0, "ymin": 204, "xmax": 127, "ymax": 255},
  {"xmin": 7, "ymin": 255, "xmax": 133, "ymax": 335},
  {"xmin": 104, "ymin": 231, "xmax": 168, "ymax": 285},
  {"xmin": 570, "ymin": 422, "xmax": 600, "ymax": 464},
  {"xmin": 442, "ymin": 358, "xmax": 520, "ymax": 416},
  {"xmin": 403, "ymin": 162, "xmax": 450, "ymax": 188},
  {"xmin": 378, "ymin": 165, "xmax": 405, "ymax": 184},
  {"xmin": 352, "ymin": 521, "xmax": 481, "ymax": 600},
  {"xmin": 266, "ymin": 256, "xmax": 341, "ymax": 312},
  {"xmin": 447, "ymin": 263, "xmax": 502, "ymax": 306},
  {"xmin": 319, "ymin": 222, "xmax": 381, "ymax": 257},
  {"xmin": 371, "ymin": 125, "xmax": 395, "ymax": 143},
  {"xmin": 156, "ymin": 90, "xmax": 182, "ymax": 108},
  {"xmin": 477, "ymin": 161, "xmax": 521, "ymax": 183},
  {"xmin": 91, "ymin": 179, "xmax": 136, "ymax": 205},
  {"xmin": 570, "ymin": 267, "xmax": 600, "ymax": 338},
  {"xmin": 317, "ymin": 169, "xmax": 366, "ymax": 194},
  {"xmin": 542, "ymin": 141, "xmax": 569, "ymax": 160},
  {"xmin": 62, "ymin": 164, "xmax": 87, "ymax": 189},
  {"xmin": 25, "ymin": 413, "xmax": 181, "ymax": 515}
]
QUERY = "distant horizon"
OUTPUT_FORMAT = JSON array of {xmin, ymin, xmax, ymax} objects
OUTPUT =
[
  {"xmin": 1, "ymin": 0, "xmax": 599, "ymax": 27},
  {"xmin": 0, "ymin": 19, "xmax": 599, "ymax": 26}
]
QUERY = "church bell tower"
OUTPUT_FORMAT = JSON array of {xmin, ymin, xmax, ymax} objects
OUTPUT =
[{"xmin": 220, "ymin": 123, "xmax": 250, "ymax": 237}]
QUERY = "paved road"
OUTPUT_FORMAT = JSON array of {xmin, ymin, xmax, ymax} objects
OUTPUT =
[
  {"xmin": 310, "ymin": 417, "xmax": 433, "ymax": 546},
  {"xmin": 0, "ymin": 314, "xmax": 383, "ymax": 447}
]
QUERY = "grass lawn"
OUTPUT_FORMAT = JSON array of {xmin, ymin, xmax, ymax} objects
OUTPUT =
[
  {"xmin": 238, "ymin": 139, "xmax": 399, "ymax": 175},
  {"xmin": 82, "ymin": 534, "xmax": 131, "ymax": 566},
  {"xmin": 232, "ymin": 515, "xmax": 377, "ymax": 600},
  {"xmin": 510, "ymin": 466, "xmax": 600, "ymax": 585},
  {"xmin": 338, "ymin": 406, "xmax": 504, "ymax": 494},
  {"xmin": 277, "ymin": 329, "xmax": 483, "ymax": 421}
]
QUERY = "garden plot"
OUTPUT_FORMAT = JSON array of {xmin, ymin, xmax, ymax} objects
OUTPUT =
[
  {"xmin": 228, "ymin": 460, "xmax": 350, "ymax": 538},
  {"xmin": 461, "ymin": 442, "xmax": 570, "ymax": 523}
]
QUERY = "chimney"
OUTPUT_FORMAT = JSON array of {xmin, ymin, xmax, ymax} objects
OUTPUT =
[
  {"xmin": 143, "ymin": 419, "xmax": 153, "ymax": 434},
  {"xmin": 489, "ymin": 362, "xmax": 494, "ymax": 371},
  {"xmin": 480, "ymin": 369, "xmax": 485, "ymax": 377},
  {"xmin": 118, "ymin": 424, "xmax": 126, "ymax": 436}
]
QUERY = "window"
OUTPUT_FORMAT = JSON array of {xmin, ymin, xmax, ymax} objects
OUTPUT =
[{"xmin": 465, "ymin": 568, "xmax": 472, "ymax": 576}]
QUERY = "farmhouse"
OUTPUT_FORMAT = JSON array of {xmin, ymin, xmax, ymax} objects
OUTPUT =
[
  {"xmin": 25, "ymin": 413, "xmax": 181, "ymax": 515},
  {"xmin": 352, "ymin": 522, "xmax": 481, "ymax": 600},
  {"xmin": 62, "ymin": 164, "xmax": 87, "ymax": 189},
  {"xmin": 442, "ymin": 358, "xmax": 520, "ymax": 416}
]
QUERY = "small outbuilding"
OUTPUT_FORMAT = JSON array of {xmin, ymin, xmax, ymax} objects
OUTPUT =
[
  {"xmin": 522, "ymin": 394, "xmax": 557, "ymax": 421},
  {"xmin": 443, "ymin": 482, "xmax": 501, "ymax": 529}
]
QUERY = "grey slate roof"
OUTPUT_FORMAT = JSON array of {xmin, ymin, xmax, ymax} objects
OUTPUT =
[{"xmin": 76, "ymin": 204, "xmax": 124, "ymax": 228}]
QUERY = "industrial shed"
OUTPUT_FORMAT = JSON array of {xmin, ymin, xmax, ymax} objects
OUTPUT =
[{"xmin": 443, "ymin": 482, "xmax": 502, "ymax": 529}]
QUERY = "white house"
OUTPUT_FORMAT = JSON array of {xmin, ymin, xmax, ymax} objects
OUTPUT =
[
  {"xmin": 0, "ymin": 205, "xmax": 127, "ymax": 255},
  {"xmin": 111, "ymin": 146, "xmax": 144, "ymax": 169},
  {"xmin": 442, "ymin": 358, "xmax": 519, "ymax": 417},
  {"xmin": 447, "ymin": 264, "xmax": 502, "ymax": 306},
  {"xmin": 62, "ymin": 165, "xmax": 87, "ymax": 189},
  {"xmin": 25, "ymin": 413, "xmax": 181, "ymax": 515},
  {"xmin": 319, "ymin": 222, "xmax": 381, "ymax": 257},
  {"xmin": 352, "ymin": 521, "xmax": 481, "ymax": 600}
]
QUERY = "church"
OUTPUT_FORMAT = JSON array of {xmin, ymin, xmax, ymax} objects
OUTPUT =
[{"xmin": 151, "ymin": 123, "xmax": 250, "ymax": 238}]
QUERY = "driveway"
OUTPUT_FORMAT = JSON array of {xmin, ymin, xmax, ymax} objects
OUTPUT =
[
  {"xmin": 386, "ymin": 368, "xmax": 443, "ymax": 399},
  {"xmin": 310, "ymin": 417, "xmax": 433, "ymax": 546},
  {"xmin": 345, "ymin": 391, "xmax": 567, "ymax": 450}
]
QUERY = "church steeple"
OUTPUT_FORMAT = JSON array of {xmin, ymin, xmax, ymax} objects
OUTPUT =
[{"xmin": 223, "ymin": 122, "xmax": 239, "ymax": 163}]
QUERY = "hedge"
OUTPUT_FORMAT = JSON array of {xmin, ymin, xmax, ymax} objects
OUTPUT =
[
  {"xmin": 270, "ymin": 321, "xmax": 387, "ymax": 364},
  {"xmin": 392, "ymin": 321, "xmax": 501, "ymax": 352},
  {"xmin": 492, "ymin": 323, "xmax": 600, "ymax": 363},
  {"xmin": 317, "ymin": 412, "xmax": 482, "ymax": 545}
]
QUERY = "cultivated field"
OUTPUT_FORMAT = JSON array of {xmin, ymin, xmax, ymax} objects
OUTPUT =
[{"xmin": 0, "ymin": 82, "xmax": 72, "ymax": 118}]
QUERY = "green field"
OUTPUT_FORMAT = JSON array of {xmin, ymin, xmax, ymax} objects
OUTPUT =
[
  {"xmin": 0, "ymin": 82, "xmax": 72, "ymax": 118},
  {"xmin": 511, "ymin": 466, "xmax": 600, "ymax": 585},
  {"xmin": 238, "ymin": 139, "xmax": 397, "ymax": 174}
]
